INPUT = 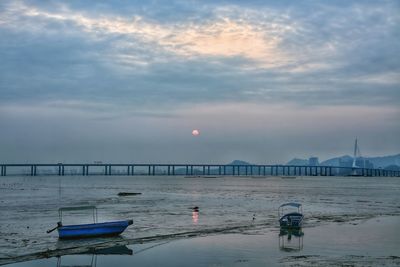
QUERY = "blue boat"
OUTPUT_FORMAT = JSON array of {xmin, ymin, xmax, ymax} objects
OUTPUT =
[
  {"xmin": 278, "ymin": 202, "xmax": 304, "ymax": 228},
  {"xmin": 47, "ymin": 206, "xmax": 133, "ymax": 239}
]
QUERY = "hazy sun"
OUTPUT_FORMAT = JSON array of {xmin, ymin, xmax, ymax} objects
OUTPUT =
[{"xmin": 192, "ymin": 129, "xmax": 200, "ymax": 136}]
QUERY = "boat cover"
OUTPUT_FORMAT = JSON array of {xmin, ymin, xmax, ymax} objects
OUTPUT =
[{"xmin": 279, "ymin": 202, "xmax": 302, "ymax": 208}]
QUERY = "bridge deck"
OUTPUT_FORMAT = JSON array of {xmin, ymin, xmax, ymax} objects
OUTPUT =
[{"xmin": 0, "ymin": 164, "xmax": 398, "ymax": 177}]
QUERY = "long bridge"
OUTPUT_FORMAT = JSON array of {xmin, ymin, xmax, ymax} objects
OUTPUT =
[{"xmin": 0, "ymin": 163, "xmax": 399, "ymax": 177}]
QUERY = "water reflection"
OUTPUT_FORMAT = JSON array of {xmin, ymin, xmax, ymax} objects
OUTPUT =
[
  {"xmin": 87, "ymin": 246, "xmax": 133, "ymax": 255},
  {"xmin": 55, "ymin": 236, "xmax": 128, "ymax": 251},
  {"xmin": 56, "ymin": 246, "xmax": 132, "ymax": 267},
  {"xmin": 192, "ymin": 211, "xmax": 199, "ymax": 224},
  {"xmin": 279, "ymin": 228, "xmax": 304, "ymax": 252},
  {"xmin": 57, "ymin": 255, "xmax": 96, "ymax": 267}
]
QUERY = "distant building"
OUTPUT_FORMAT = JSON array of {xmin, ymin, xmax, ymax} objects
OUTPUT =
[{"xmin": 308, "ymin": 157, "xmax": 319, "ymax": 166}]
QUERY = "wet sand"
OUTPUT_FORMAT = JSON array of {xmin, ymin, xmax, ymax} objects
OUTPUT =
[{"xmin": 2, "ymin": 216, "xmax": 400, "ymax": 266}]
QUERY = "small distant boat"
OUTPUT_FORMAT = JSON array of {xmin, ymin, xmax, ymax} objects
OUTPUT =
[
  {"xmin": 278, "ymin": 202, "xmax": 303, "ymax": 228},
  {"xmin": 47, "ymin": 206, "xmax": 133, "ymax": 239}
]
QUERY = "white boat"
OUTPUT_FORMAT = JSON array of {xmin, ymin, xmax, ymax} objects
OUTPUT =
[{"xmin": 278, "ymin": 202, "xmax": 304, "ymax": 228}]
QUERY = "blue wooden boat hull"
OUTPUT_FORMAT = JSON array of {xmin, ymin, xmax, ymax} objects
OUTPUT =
[{"xmin": 58, "ymin": 220, "xmax": 133, "ymax": 239}]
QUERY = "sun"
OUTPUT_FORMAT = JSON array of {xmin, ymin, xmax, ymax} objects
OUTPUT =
[{"xmin": 192, "ymin": 129, "xmax": 200, "ymax": 136}]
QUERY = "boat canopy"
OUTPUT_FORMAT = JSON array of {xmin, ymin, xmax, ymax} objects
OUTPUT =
[
  {"xmin": 59, "ymin": 206, "xmax": 97, "ymax": 212},
  {"xmin": 279, "ymin": 202, "xmax": 302, "ymax": 208},
  {"xmin": 58, "ymin": 206, "xmax": 98, "ymax": 223}
]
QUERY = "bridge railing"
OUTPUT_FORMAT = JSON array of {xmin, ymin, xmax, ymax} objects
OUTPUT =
[{"xmin": 0, "ymin": 164, "xmax": 399, "ymax": 177}]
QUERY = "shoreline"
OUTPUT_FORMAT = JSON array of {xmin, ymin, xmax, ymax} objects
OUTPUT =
[{"xmin": 2, "ymin": 214, "xmax": 400, "ymax": 266}]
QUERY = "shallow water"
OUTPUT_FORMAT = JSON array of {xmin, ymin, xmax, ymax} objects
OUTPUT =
[
  {"xmin": 3, "ymin": 216, "xmax": 400, "ymax": 266},
  {"xmin": 1, "ymin": 175, "xmax": 399, "ymax": 261}
]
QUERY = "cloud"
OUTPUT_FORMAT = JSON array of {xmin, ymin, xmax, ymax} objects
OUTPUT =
[
  {"xmin": 0, "ymin": 1, "xmax": 399, "ymax": 109},
  {"xmin": 1, "ymin": 2, "xmax": 293, "ymax": 67}
]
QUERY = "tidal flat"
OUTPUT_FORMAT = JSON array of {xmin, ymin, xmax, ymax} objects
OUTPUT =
[{"xmin": 0, "ymin": 175, "xmax": 399, "ymax": 266}]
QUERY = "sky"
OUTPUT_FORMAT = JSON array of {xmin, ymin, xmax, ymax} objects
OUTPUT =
[{"xmin": 0, "ymin": 0, "xmax": 399, "ymax": 164}]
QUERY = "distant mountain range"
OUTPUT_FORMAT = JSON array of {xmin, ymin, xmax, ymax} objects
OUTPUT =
[
  {"xmin": 286, "ymin": 154, "xmax": 400, "ymax": 169},
  {"xmin": 171, "ymin": 155, "xmax": 399, "ymax": 175},
  {"xmin": 228, "ymin": 160, "xmax": 251, "ymax": 165},
  {"xmin": 286, "ymin": 158, "xmax": 309, "ymax": 166}
]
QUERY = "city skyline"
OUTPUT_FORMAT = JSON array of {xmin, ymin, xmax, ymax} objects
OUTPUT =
[{"xmin": 0, "ymin": 0, "xmax": 399, "ymax": 164}]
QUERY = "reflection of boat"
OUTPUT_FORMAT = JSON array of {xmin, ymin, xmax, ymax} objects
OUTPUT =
[
  {"xmin": 57, "ymin": 245, "xmax": 133, "ymax": 267},
  {"xmin": 48, "ymin": 206, "xmax": 133, "ymax": 239},
  {"xmin": 84, "ymin": 245, "xmax": 133, "ymax": 255},
  {"xmin": 278, "ymin": 203, "xmax": 303, "ymax": 228},
  {"xmin": 57, "ymin": 255, "xmax": 96, "ymax": 267},
  {"xmin": 279, "ymin": 228, "xmax": 304, "ymax": 252},
  {"xmin": 279, "ymin": 228, "xmax": 304, "ymax": 238}
]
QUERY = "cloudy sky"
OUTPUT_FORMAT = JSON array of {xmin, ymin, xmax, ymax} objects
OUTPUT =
[{"xmin": 0, "ymin": 0, "xmax": 399, "ymax": 164}]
